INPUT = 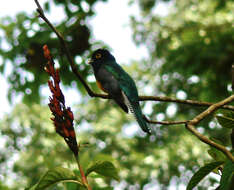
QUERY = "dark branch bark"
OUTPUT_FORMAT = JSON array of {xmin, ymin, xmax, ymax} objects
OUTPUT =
[
  {"xmin": 144, "ymin": 115, "xmax": 188, "ymax": 125},
  {"xmin": 139, "ymin": 95, "xmax": 234, "ymax": 110}
]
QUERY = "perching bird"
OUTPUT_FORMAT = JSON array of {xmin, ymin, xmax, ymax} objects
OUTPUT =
[{"xmin": 88, "ymin": 49, "xmax": 151, "ymax": 134}]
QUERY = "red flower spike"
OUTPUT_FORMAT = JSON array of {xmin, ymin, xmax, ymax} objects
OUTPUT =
[
  {"xmin": 43, "ymin": 45, "xmax": 52, "ymax": 61},
  {"xmin": 49, "ymin": 65, "xmax": 56, "ymax": 76},
  {"xmin": 48, "ymin": 81, "xmax": 56, "ymax": 93},
  {"xmin": 61, "ymin": 126, "xmax": 69, "ymax": 137},
  {"xmin": 43, "ymin": 45, "xmax": 79, "ymax": 156},
  {"xmin": 66, "ymin": 108, "xmax": 74, "ymax": 120},
  {"xmin": 70, "ymin": 130, "xmax": 76, "ymax": 138},
  {"xmin": 55, "ymin": 69, "xmax": 61, "ymax": 83}
]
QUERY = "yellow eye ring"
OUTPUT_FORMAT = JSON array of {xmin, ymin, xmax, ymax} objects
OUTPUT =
[{"xmin": 95, "ymin": 53, "xmax": 102, "ymax": 59}]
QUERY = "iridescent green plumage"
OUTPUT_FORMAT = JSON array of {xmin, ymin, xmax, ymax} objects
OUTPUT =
[{"xmin": 89, "ymin": 49, "xmax": 151, "ymax": 134}]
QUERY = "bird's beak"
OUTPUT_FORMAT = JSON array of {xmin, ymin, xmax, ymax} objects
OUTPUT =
[{"xmin": 87, "ymin": 59, "xmax": 93, "ymax": 65}]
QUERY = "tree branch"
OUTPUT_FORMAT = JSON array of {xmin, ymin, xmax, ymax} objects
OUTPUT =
[
  {"xmin": 139, "ymin": 96, "xmax": 234, "ymax": 111},
  {"xmin": 186, "ymin": 95, "xmax": 234, "ymax": 162},
  {"xmin": 144, "ymin": 115, "xmax": 188, "ymax": 125},
  {"xmin": 34, "ymin": 0, "xmax": 234, "ymax": 113}
]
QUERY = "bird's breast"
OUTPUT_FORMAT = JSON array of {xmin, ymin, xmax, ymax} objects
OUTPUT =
[
  {"xmin": 94, "ymin": 67, "xmax": 120, "ymax": 94},
  {"xmin": 96, "ymin": 80, "xmax": 108, "ymax": 93}
]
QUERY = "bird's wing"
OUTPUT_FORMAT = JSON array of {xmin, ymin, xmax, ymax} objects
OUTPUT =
[{"xmin": 103, "ymin": 61, "xmax": 139, "ymax": 102}]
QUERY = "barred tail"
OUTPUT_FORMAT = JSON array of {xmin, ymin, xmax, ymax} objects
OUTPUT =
[
  {"xmin": 122, "ymin": 92, "xmax": 151, "ymax": 134},
  {"xmin": 131, "ymin": 103, "xmax": 151, "ymax": 134}
]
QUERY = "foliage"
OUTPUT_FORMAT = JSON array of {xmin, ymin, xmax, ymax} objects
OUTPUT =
[{"xmin": 0, "ymin": 0, "xmax": 234, "ymax": 190}]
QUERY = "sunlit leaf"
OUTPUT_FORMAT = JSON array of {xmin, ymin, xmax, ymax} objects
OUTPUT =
[
  {"xmin": 28, "ymin": 167, "xmax": 82, "ymax": 190},
  {"xmin": 85, "ymin": 161, "xmax": 119, "ymax": 181}
]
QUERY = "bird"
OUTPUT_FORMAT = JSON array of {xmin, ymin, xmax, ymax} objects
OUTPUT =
[{"xmin": 88, "ymin": 48, "xmax": 151, "ymax": 134}]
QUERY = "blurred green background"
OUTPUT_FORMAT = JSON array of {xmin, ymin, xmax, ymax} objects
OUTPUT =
[{"xmin": 0, "ymin": 0, "xmax": 233, "ymax": 189}]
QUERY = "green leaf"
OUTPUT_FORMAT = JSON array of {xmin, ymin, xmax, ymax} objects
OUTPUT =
[
  {"xmin": 28, "ymin": 167, "xmax": 82, "ymax": 190},
  {"xmin": 186, "ymin": 161, "xmax": 224, "ymax": 190},
  {"xmin": 208, "ymin": 148, "xmax": 227, "ymax": 162},
  {"xmin": 216, "ymin": 115, "xmax": 234, "ymax": 129},
  {"xmin": 210, "ymin": 137, "xmax": 225, "ymax": 146},
  {"xmin": 85, "ymin": 161, "xmax": 119, "ymax": 181},
  {"xmin": 219, "ymin": 160, "xmax": 234, "ymax": 190},
  {"xmin": 65, "ymin": 182, "xmax": 86, "ymax": 190},
  {"xmin": 226, "ymin": 111, "xmax": 234, "ymax": 119}
]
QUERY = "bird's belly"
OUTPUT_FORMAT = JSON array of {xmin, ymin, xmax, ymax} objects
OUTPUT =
[{"xmin": 95, "ymin": 69, "xmax": 120, "ymax": 94}]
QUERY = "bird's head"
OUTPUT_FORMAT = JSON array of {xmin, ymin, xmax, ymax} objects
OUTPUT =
[{"xmin": 88, "ymin": 49, "xmax": 115, "ymax": 66}]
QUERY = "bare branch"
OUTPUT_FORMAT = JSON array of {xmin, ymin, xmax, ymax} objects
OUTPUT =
[
  {"xmin": 139, "ymin": 95, "xmax": 234, "ymax": 111},
  {"xmin": 186, "ymin": 95, "xmax": 234, "ymax": 162},
  {"xmin": 143, "ymin": 115, "xmax": 188, "ymax": 125}
]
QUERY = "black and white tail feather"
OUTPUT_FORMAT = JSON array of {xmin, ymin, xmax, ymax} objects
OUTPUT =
[{"xmin": 122, "ymin": 91, "xmax": 151, "ymax": 134}]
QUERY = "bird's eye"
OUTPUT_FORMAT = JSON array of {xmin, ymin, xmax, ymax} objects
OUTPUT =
[{"xmin": 95, "ymin": 53, "xmax": 102, "ymax": 59}]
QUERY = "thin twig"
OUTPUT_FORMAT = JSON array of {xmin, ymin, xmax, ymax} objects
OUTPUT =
[
  {"xmin": 139, "ymin": 96, "xmax": 234, "ymax": 111},
  {"xmin": 143, "ymin": 115, "xmax": 188, "ymax": 125},
  {"xmin": 149, "ymin": 120, "xmax": 188, "ymax": 125},
  {"xmin": 186, "ymin": 95, "xmax": 234, "ymax": 162}
]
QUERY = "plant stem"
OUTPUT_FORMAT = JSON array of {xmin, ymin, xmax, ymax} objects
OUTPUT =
[{"xmin": 75, "ymin": 155, "xmax": 92, "ymax": 190}]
